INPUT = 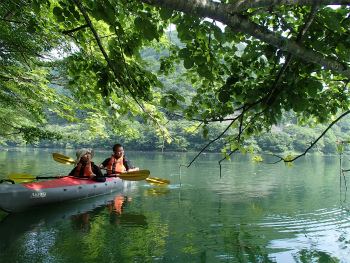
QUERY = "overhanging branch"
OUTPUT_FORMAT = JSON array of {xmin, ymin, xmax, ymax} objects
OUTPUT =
[{"xmin": 140, "ymin": 0, "xmax": 350, "ymax": 78}]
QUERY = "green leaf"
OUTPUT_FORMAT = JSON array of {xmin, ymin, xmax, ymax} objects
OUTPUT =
[
  {"xmin": 203, "ymin": 125, "xmax": 208, "ymax": 140},
  {"xmin": 307, "ymin": 84, "xmax": 318, "ymax": 97},
  {"xmin": 179, "ymin": 48, "xmax": 191, "ymax": 58},
  {"xmin": 327, "ymin": 13, "xmax": 345, "ymax": 32},
  {"xmin": 27, "ymin": 20, "xmax": 36, "ymax": 33},
  {"xmin": 159, "ymin": 8, "xmax": 173, "ymax": 20},
  {"xmin": 336, "ymin": 144, "xmax": 344, "ymax": 153},
  {"xmin": 218, "ymin": 90, "xmax": 230, "ymax": 103},
  {"xmin": 183, "ymin": 57, "xmax": 194, "ymax": 69},
  {"xmin": 104, "ymin": 4, "xmax": 116, "ymax": 24},
  {"xmin": 200, "ymin": 111, "xmax": 209, "ymax": 119},
  {"xmin": 160, "ymin": 97, "xmax": 166, "ymax": 107},
  {"xmin": 97, "ymin": 73, "xmax": 109, "ymax": 88},
  {"xmin": 306, "ymin": 79, "xmax": 322, "ymax": 98},
  {"xmin": 68, "ymin": 68, "xmax": 75, "ymax": 77},
  {"xmin": 252, "ymin": 156, "xmax": 263, "ymax": 163},
  {"xmin": 134, "ymin": 17, "xmax": 144, "ymax": 31},
  {"xmin": 197, "ymin": 65, "xmax": 214, "ymax": 81},
  {"xmin": 53, "ymin": 7, "xmax": 62, "ymax": 17},
  {"xmin": 63, "ymin": 9, "xmax": 71, "ymax": 18},
  {"xmin": 171, "ymin": 13, "xmax": 182, "ymax": 24},
  {"xmin": 231, "ymin": 141, "xmax": 240, "ymax": 151},
  {"xmin": 337, "ymin": 42, "xmax": 347, "ymax": 53},
  {"xmin": 213, "ymin": 28, "xmax": 225, "ymax": 43},
  {"xmin": 177, "ymin": 23, "xmax": 189, "ymax": 38},
  {"xmin": 144, "ymin": 24, "xmax": 159, "ymax": 41},
  {"xmin": 56, "ymin": 14, "xmax": 65, "ymax": 22},
  {"xmin": 32, "ymin": 0, "xmax": 40, "ymax": 13},
  {"xmin": 92, "ymin": 8, "xmax": 102, "ymax": 20},
  {"xmin": 236, "ymin": 94, "xmax": 245, "ymax": 102},
  {"xmin": 196, "ymin": 28, "xmax": 205, "ymax": 39},
  {"xmin": 231, "ymin": 122, "xmax": 238, "ymax": 129}
]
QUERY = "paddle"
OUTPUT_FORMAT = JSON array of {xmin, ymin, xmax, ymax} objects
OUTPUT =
[
  {"xmin": 53, "ymin": 153, "xmax": 170, "ymax": 187},
  {"xmin": 145, "ymin": 177, "xmax": 170, "ymax": 187},
  {"xmin": 53, "ymin": 153, "xmax": 75, "ymax": 164},
  {"xmin": 108, "ymin": 170, "xmax": 150, "ymax": 181},
  {"xmin": 7, "ymin": 174, "xmax": 63, "ymax": 183},
  {"xmin": 7, "ymin": 170, "xmax": 150, "ymax": 183}
]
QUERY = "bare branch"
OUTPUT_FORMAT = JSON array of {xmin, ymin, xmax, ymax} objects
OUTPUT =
[{"xmin": 266, "ymin": 110, "xmax": 350, "ymax": 164}]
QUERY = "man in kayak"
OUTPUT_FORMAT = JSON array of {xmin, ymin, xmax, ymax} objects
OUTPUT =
[
  {"xmin": 69, "ymin": 148, "xmax": 106, "ymax": 182},
  {"xmin": 98, "ymin": 144, "xmax": 139, "ymax": 174}
]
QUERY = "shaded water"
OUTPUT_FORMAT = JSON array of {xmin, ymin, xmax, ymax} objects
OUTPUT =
[{"xmin": 0, "ymin": 148, "xmax": 349, "ymax": 262}]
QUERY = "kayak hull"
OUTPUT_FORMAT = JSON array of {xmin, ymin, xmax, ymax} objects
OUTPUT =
[{"xmin": 0, "ymin": 176, "xmax": 132, "ymax": 213}]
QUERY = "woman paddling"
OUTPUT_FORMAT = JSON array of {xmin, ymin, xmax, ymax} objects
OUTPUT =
[{"xmin": 69, "ymin": 148, "xmax": 106, "ymax": 182}]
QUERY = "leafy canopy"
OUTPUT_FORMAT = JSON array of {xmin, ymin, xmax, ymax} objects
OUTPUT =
[{"xmin": 1, "ymin": 0, "xmax": 350, "ymax": 165}]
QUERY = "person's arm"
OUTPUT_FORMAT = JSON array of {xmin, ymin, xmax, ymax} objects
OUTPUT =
[
  {"xmin": 90, "ymin": 163, "xmax": 106, "ymax": 182},
  {"xmin": 123, "ymin": 157, "xmax": 139, "ymax": 171},
  {"xmin": 98, "ymin": 158, "xmax": 110, "ymax": 168},
  {"xmin": 123, "ymin": 157, "xmax": 132, "ymax": 171},
  {"xmin": 68, "ymin": 167, "xmax": 77, "ymax": 176},
  {"xmin": 92, "ymin": 163, "xmax": 104, "ymax": 177}
]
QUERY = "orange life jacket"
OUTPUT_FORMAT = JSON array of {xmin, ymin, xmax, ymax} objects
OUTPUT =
[
  {"xmin": 106, "ymin": 156, "xmax": 125, "ymax": 174},
  {"xmin": 73, "ymin": 162, "xmax": 94, "ymax": 178}
]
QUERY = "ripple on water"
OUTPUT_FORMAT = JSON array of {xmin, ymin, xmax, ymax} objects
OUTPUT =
[
  {"xmin": 255, "ymin": 207, "xmax": 350, "ymax": 261},
  {"xmin": 258, "ymin": 207, "xmax": 350, "ymax": 233}
]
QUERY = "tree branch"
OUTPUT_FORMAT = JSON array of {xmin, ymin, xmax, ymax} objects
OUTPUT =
[
  {"xmin": 0, "ymin": 65, "xmax": 35, "ymax": 82},
  {"xmin": 72, "ymin": 0, "xmax": 172, "ymax": 139},
  {"xmin": 266, "ymin": 110, "xmax": 350, "ymax": 164},
  {"xmin": 62, "ymin": 24, "xmax": 89, "ymax": 34},
  {"xmin": 140, "ymin": 0, "xmax": 350, "ymax": 78}
]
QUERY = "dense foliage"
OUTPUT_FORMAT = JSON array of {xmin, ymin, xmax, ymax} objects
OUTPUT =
[{"xmin": 1, "ymin": 1, "xmax": 350, "ymax": 165}]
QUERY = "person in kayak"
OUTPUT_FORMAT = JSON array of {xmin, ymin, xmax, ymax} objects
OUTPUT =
[
  {"xmin": 69, "ymin": 148, "xmax": 106, "ymax": 182},
  {"xmin": 98, "ymin": 144, "xmax": 139, "ymax": 174}
]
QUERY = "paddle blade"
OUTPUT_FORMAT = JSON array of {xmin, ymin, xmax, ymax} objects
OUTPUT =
[
  {"xmin": 116, "ymin": 170, "xmax": 150, "ymax": 181},
  {"xmin": 7, "ymin": 174, "xmax": 36, "ymax": 183},
  {"xmin": 125, "ymin": 170, "xmax": 150, "ymax": 176},
  {"xmin": 146, "ymin": 177, "xmax": 170, "ymax": 187},
  {"xmin": 118, "ymin": 174, "xmax": 149, "ymax": 181},
  {"xmin": 53, "ymin": 153, "xmax": 75, "ymax": 165}
]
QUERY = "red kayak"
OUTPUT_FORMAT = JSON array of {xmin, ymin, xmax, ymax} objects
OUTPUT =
[{"xmin": 0, "ymin": 176, "xmax": 133, "ymax": 213}]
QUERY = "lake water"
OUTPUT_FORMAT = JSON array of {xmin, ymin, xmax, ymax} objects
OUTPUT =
[{"xmin": 0, "ymin": 148, "xmax": 350, "ymax": 262}]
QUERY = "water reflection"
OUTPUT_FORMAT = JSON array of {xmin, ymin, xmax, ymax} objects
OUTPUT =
[
  {"xmin": 0, "ymin": 191, "xmax": 147, "ymax": 250},
  {"xmin": 71, "ymin": 194, "xmax": 148, "ymax": 232},
  {"xmin": 144, "ymin": 187, "xmax": 171, "ymax": 196}
]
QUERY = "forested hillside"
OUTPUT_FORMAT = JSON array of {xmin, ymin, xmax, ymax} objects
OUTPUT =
[{"xmin": 3, "ymin": 31, "xmax": 349, "ymax": 156}]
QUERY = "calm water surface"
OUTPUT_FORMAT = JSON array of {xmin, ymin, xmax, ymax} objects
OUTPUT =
[{"xmin": 0, "ymin": 148, "xmax": 349, "ymax": 263}]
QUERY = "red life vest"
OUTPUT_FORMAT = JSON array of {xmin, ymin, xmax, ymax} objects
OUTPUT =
[
  {"xmin": 106, "ymin": 156, "xmax": 125, "ymax": 174},
  {"xmin": 73, "ymin": 162, "xmax": 94, "ymax": 178}
]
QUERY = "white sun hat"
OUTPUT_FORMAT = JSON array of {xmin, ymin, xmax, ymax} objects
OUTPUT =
[{"xmin": 75, "ymin": 148, "xmax": 95, "ymax": 164}]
